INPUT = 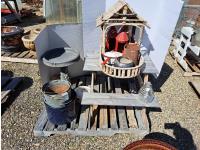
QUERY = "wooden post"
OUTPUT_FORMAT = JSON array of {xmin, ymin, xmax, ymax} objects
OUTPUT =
[{"xmin": 144, "ymin": 74, "xmax": 149, "ymax": 83}]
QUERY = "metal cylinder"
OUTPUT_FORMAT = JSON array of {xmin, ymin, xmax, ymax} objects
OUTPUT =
[{"xmin": 42, "ymin": 79, "xmax": 76, "ymax": 125}]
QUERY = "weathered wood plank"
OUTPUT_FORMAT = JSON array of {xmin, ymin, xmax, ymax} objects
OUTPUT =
[
  {"xmin": 99, "ymin": 106, "xmax": 108, "ymax": 129},
  {"xmin": 57, "ymin": 124, "xmax": 67, "ymax": 131},
  {"xmin": 109, "ymin": 106, "xmax": 118, "ymax": 130},
  {"xmin": 126, "ymin": 107, "xmax": 138, "ymax": 128},
  {"xmin": 1, "ymin": 56, "xmax": 38, "ymax": 64},
  {"xmin": 82, "ymin": 93, "xmax": 160, "ymax": 108},
  {"xmin": 10, "ymin": 51, "xmax": 22, "ymax": 57},
  {"xmin": 44, "ymin": 121, "xmax": 55, "ymax": 132},
  {"xmin": 99, "ymin": 76, "xmax": 108, "ymax": 129},
  {"xmin": 90, "ymin": 77, "xmax": 99, "ymax": 130},
  {"xmin": 141, "ymin": 108, "xmax": 149, "ymax": 130},
  {"xmin": 135, "ymin": 109, "xmax": 146, "ymax": 130},
  {"xmin": 17, "ymin": 51, "xmax": 29, "ymax": 58},
  {"xmin": 114, "ymin": 79, "xmax": 128, "ymax": 130},
  {"xmin": 3, "ymin": 52, "xmax": 13, "ymax": 57},
  {"xmin": 33, "ymin": 109, "xmax": 48, "ymax": 136},
  {"xmin": 78, "ymin": 105, "xmax": 90, "ymax": 130},
  {"xmin": 107, "ymin": 77, "xmax": 118, "ymax": 130}
]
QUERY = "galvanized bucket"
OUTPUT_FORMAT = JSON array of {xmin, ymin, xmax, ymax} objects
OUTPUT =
[
  {"xmin": 42, "ymin": 80, "xmax": 71, "ymax": 108},
  {"xmin": 44, "ymin": 90, "xmax": 76, "ymax": 125},
  {"xmin": 42, "ymin": 80, "xmax": 77, "ymax": 125}
]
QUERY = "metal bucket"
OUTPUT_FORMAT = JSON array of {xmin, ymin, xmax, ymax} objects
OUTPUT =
[
  {"xmin": 42, "ymin": 80, "xmax": 71, "ymax": 108},
  {"xmin": 42, "ymin": 80, "xmax": 76, "ymax": 125}
]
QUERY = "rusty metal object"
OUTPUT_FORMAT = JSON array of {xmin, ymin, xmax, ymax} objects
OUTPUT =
[
  {"xmin": 123, "ymin": 139, "xmax": 177, "ymax": 150},
  {"xmin": 42, "ymin": 80, "xmax": 71, "ymax": 107},
  {"xmin": 124, "ymin": 43, "xmax": 140, "ymax": 65}
]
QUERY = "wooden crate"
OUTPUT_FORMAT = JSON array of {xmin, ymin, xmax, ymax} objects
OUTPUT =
[
  {"xmin": 34, "ymin": 75, "xmax": 150, "ymax": 137},
  {"xmin": 1, "ymin": 50, "xmax": 38, "ymax": 64},
  {"xmin": 169, "ymin": 47, "xmax": 200, "ymax": 76}
]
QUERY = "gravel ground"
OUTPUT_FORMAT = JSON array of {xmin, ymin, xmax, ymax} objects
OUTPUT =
[{"xmin": 1, "ymin": 54, "xmax": 200, "ymax": 150}]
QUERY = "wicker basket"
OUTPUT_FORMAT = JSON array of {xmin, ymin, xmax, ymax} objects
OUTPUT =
[
  {"xmin": 22, "ymin": 35, "xmax": 36, "ymax": 51},
  {"xmin": 100, "ymin": 56, "xmax": 144, "ymax": 78}
]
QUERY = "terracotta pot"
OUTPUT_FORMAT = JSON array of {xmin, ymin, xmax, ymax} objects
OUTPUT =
[
  {"xmin": 22, "ymin": 34, "xmax": 36, "ymax": 51},
  {"xmin": 123, "ymin": 43, "xmax": 140, "ymax": 65},
  {"xmin": 124, "ymin": 139, "xmax": 177, "ymax": 150}
]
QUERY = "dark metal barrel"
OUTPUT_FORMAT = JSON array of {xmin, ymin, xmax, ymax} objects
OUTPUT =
[{"xmin": 42, "ymin": 80, "xmax": 75, "ymax": 125}]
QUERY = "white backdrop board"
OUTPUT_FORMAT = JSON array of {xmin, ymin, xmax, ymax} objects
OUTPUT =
[{"xmin": 82, "ymin": 0, "xmax": 183, "ymax": 75}]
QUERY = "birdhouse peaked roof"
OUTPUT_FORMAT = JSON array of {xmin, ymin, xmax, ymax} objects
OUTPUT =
[{"xmin": 96, "ymin": 0, "xmax": 148, "ymax": 27}]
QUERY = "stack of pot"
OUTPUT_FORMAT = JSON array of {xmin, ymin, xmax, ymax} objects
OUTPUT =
[
  {"xmin": 42, "ymin": 79, "xmax": 76, "ymax": 125},
  {"xmin": 22, "ymin": 27, "xmax": 42, "ymax": 51},
  {"xmin": 1, "ymin": 26, "xmax": 24, "ymax": 52}
]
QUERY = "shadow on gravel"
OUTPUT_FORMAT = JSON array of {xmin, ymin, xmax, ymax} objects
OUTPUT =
[
  {"xmin": 1, "ymin": 76, "xmax": 33, "ymax": 115},
  {"xmin": 144, "ymin": 122, "xmax": 197, "ymax": 150},
  {"xmin": 150, "ymin": 63, "xmax": 173, "ymax": 92},
  {"xmin": 1, "ymin": 70, "xmax": 14, "ymax": 78}
]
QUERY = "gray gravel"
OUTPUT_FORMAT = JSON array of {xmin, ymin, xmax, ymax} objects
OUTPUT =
[{"xmin": 1, "ymin": 54, "xmax": 200, "ymax": 150}]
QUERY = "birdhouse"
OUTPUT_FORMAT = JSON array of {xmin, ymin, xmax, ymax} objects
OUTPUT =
[{"xmin": 96, "ymin": 0, "xmax": 148, "ymax": 78}]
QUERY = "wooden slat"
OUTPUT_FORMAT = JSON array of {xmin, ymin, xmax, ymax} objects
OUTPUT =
[
  {"xmin": 126, "ymin": 79, "xmax": 138, "ymax": 128},
  {"xmin": 1, "ymin": 56, "xmax": 38, "ymax": 64},
  {"xmin": 33, "ymin": 109, "xmax": 48, "ymax": 136},
  {"xmin": 126, "ymin": 107, "xmax": 138, "ymax": 128},
  {"xmin": 57, "ymin": 124, "xmax": 67, "ymax": 131},
  {"xmin": 135, "ymin": 109, "xmax": 146, "ymax": 130},
  {"xmin": 107, "ymin": 77, "xmax": 118, "ymax": 130},
  {"xmin": 99, "ymin": 76, "xmax": 108, "ymax": 129},
  {"xmin": 90, "ymin": 105, "xmax": 98, "ymax": 130},
  {"xmin": 185, "ymin": 58, "xmax": 200, "ymax": 73},
  {"xmin": 109, "ymin": 106, "xmax": 118, "ymax": 130},
  {"xmin": 78, "ymin": 105, "xmax": 90, "ymax": 130},
  {"xmin": 44, "ymin": 121, "xmax": 55, "ymax": 131},
  {"xmin": 10, "ymin": 51, "xmax": 22, "ymax": 57},
  {"xmin": 1, "ymin": 51, "xmax": 6, "ymax": 56},
  {"xmin": 90, "ymin": 78, "xmax": 99, "ymax": 130},
  {"xmin": 82, "ymin": 93, "xmax": 160, "ymax": 108},
  {"xmin": 3, "ymin": 52, "xmax": 13, "ymax": 57},
  {"xmin": 114, "ymin": 79, "xmax": 128, "ymax": 130},
  {"xmin": 99, "ymin": 106, "xmax": 108, "ymax": 129},
  {"xmin": 141, "ymin": 109, "xmax": 149, "ymax": 130},
  {"xmin": 17, "ymin": 51, "xmax": 29, "ymax": 58}
]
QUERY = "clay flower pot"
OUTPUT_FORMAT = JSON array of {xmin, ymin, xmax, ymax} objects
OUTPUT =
[
  {"xmin": 22, "ymin": 34, "xmax": 36, "ymax": 51},
  {"xmin": 124, "ymin": 139, "xmax": 177, "ymax": 150},
  {"xmin": 123, "ymin": 43, "xmax": 140, "ymax": 65}
]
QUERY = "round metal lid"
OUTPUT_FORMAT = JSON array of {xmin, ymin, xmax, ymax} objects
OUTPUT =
[{"xmin": 42, "ymin": 47, "xmax": 80, "ymax": 67}]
